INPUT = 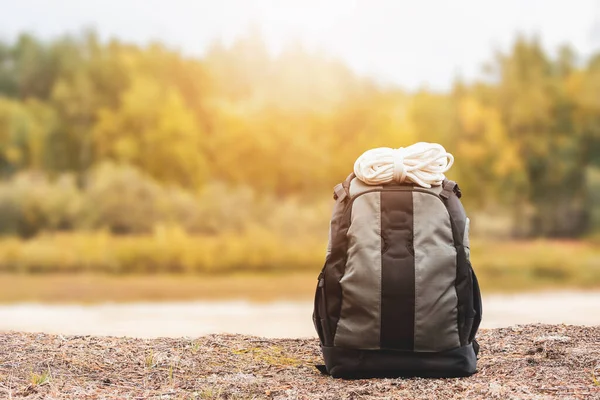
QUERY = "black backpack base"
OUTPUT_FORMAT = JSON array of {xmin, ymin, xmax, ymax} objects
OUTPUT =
[{"xmin": 319, "ymin": 341, "xmax": 478, "ymax": 379}]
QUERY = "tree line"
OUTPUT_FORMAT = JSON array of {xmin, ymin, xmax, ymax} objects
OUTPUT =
[{"xmin": 0, "ymin": 30, "xmax": 599, "ymax": 237}]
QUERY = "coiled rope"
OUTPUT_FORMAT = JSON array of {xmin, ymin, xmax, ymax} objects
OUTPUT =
[{"xmin": 353, "ymin": 142, "xmax": 454, "ymax": 188}]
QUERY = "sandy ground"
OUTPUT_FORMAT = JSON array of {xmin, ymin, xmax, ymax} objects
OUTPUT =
[
  {"xmin": 1, "ymin": 325, "xmax": 599, "ymax": 399},
  {"xmin": 0, "ymin": 291, "xmax": 598, "ymax": 339}
]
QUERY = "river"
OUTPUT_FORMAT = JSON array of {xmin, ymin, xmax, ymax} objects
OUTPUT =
[{"xmin": 0, "ymin": 291, "xmax": 598, "ymax": 338}]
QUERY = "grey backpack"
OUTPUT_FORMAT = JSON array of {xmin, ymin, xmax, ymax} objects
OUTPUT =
[{"xmin": 313, "ymin": 174, "xmax": 482, "ymax": 378}]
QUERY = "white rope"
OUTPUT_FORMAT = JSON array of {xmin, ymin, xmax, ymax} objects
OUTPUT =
[{"xmin": 353, "ymin": 142, "xmax": 454, "ymax": 188}]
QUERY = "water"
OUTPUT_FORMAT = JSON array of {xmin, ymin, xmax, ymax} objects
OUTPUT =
[{"xmin": 0, "ymin": 291, "xmax": 598, "ymax": 338}]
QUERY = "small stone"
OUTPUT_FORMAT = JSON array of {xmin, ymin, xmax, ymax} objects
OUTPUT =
[
  {"xmin": 489, "ymin": 382, "xmax": 503, "ymax": 395},
  {"xmin": 534, "ymin": 335, "xmax": 571, "ymax": 344},
  {"xmin": 527, "ymin": 357, "xmax": 538, "ymax": 365}
]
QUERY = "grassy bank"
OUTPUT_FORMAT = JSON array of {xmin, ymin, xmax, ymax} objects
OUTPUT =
[
  {"xmin": 0, "ymin": 230, "xmax": 325, "ymax": 274},
  {"xmin": 0, "ymin": 325, "xmax": 598, "ymax": 399},
  {"xmin": 471, "ymin": 239, "xmax": 600, "ymax": 291},
  {"xmin": 0, "ymin": 273, "xmax": 318, "ymax": 303},
  {"xmin": 0, "ymin": 233, "xmax": 598, "ymax": 303}
]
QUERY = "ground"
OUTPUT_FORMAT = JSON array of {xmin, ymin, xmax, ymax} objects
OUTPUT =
[{"xmin": 0, "ymin": 325, "xmax": 598, "ymax": 399}]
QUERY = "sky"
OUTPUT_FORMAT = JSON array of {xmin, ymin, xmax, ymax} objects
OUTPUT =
[{"xmin": 1, "ymin": 0, "xmax": 600, "ymax": 90}]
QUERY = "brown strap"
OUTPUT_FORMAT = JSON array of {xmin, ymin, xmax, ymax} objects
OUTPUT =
[
  {"xmin": 333, "ymin": 173, "xmax": 356, "ymax": 201},
  {"xmin": 333, "ymin": 184, "xmax": 346, "ymax": 201},
  {"xmin": 341, "ymin": 173, "xmax": 355, "ymax": 195},
  {"xmin": 440, "ymin": 179, "xmax": 462, "ymax": 199}
]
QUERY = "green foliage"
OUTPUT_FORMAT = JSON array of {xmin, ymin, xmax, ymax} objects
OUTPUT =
[
  {"xmin": 0, "ymin": 32, "xmax": 598, "ymax": 238},
  {"xmin": 79, "ymin": 163, "xmax": 165, "ymax": 234},
  {"xmin": 29, "ymin": 369, "xmax": 51, "ymax": 386},
  {"xmin": 93, "ymin": 76, "xmax": 208, "ymax": 187},
  {"xmin": 0, "ymin": 163, "xmax": 330, "ymax": 237},
  {"xmin": 0, "ymin": 173, "xmax": 81, "ymax": 237},
  {"xmin": 588, "ymin": 167, "xmax": 600, "ymax": 233},
  {"xmin": 0, "ymin": 97, "xmax": 57, "ymax": 174}
]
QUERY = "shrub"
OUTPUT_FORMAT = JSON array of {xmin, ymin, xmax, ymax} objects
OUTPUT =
[
  {"xmin": 0, "ymin": 164, "xmax": 332, "ymax": 238},
  {"xmin": 79, "ymin": 163, "xmax": 165, "ymax": 234},
  {"xmin": 0, "ymin": 229, "xmax": 326, "ymax": 274},
  {"xmin": 0, "ymin": 233, "xmax": 598, "ymax": 292},
  {"xmin": 0, "ymin": 172, "xmax": 82, "ymax": 237}
]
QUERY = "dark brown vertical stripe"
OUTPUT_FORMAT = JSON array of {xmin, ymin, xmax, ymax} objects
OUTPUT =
[{"xmin": 380, "ymin": 190, "xmax": 415, "ymax": 350}]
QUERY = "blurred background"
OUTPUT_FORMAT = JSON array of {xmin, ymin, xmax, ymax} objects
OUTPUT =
[{"xmin": 0, "ymin": 0, "xmax": 598, "ymax": 337}]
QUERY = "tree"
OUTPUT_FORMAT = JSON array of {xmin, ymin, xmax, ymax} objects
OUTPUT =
[
  {"xmin": 487, "ymin": 38, "xmax": 589, "ymax": 236},
  {"xmin": 93, "ymin": 76, "xmax": 208, "ymax": 187},
  {"xmin": 0, "ymin": 97, "xmax": 56, "ymax": 176}
]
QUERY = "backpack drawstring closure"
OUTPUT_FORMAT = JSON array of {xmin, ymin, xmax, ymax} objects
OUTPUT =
[{"xmin": 392, "ymin": 149, "xmax": 408, "ymax": 183}]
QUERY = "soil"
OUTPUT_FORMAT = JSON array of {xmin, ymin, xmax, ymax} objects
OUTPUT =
[{"xmin": 0, "ymin": 324, "xmax": 598, "ymax": 399}]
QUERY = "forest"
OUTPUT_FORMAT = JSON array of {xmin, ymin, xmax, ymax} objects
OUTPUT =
[{"xmin": 0, "ymin": 30, "xmax": 599, "ymax": 276}]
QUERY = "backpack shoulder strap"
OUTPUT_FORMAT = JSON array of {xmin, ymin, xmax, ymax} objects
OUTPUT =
[
  {"xmin": 439, "ymin": 179, "xmax": 474, "ymax": 347},
  {"xmin": 470, "ymin": 269, "xmax": 483, "ymax": 347},
  {"xmin": 440, "ymin": 179, "xmax": 466, "ymax": 242},
  {"xmin": 321, "ymin": 172, "xmax": 355, "ymax": 346}
]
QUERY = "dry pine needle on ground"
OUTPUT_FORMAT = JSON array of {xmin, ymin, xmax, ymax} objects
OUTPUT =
[{"xmin": 0, "ymin": 324, "xmax": 598, "ymax": 399}]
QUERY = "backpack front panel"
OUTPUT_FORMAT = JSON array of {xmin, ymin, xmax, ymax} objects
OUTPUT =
[
  {"xmin": 332, "ymin": 183, "xmax": 461, "ymax": 352},
  {"xmin": 333, "ymin": 191, "xmax": 382, "ymax": 349},
  {"xmin": 412, "ymin": 191, "xmax": 460, "ymax": 351}
]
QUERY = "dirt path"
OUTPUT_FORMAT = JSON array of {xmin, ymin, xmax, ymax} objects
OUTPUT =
[
  {"xmin": 0, "ymin": 325, "xmax": 598, "ymax": 399},
  {"xmin": 0, "ymin": 291, "xmax": 598, "ymax": 338}
]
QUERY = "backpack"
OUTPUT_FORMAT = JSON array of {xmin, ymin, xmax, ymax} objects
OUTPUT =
[{"xmin": 313, "ymin": 173, "xmax": 482, "ymax": 378}]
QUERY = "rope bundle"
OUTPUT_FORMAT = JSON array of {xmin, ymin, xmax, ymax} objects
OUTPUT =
[{"xmin": 353, "ymin": 142, "xmax": 454, "ymax": 188}]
